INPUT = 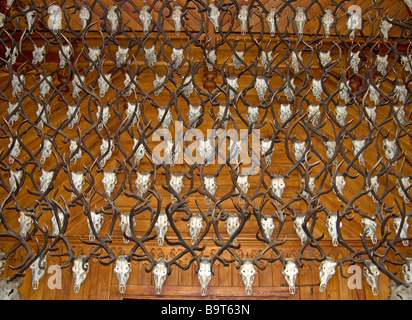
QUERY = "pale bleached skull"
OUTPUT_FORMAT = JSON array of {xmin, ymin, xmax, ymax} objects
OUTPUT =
[
  {"xmin": 132, "ymin": 139, "xmax": 146, "ymax": 166},
  {"xmin": 333, "ymin": 173, "xmax": 346, "ymax": 201},
  {"xmin": 188, "ymin": 214, "xmax": 203, "ymax": 245},
  {"xmin": 87, "ymin": 210, "xmax": 104, "ymax": 241},
  {"xmin": 39, "ymin": 169, "xmax": 54, "ymax": 193},
  {"xmin": 307, "ymin": 104, "xmax": 321, "ymax": 126},
  {"xmin": 98, "ymin": 74, "xmax": 111, "ymax": 98},
  {"xmin": 87, "ymin": 47, "xmax": 101, "ymax": 71},
  {"xmin": 246, "ymin": 105, "xmax": 260, "ymax": 126},
  {"xmin": 58, "ymin": 44, "xmax": 72, "ymax": 68},
  {"xmin": 135, "ymin": 171, "xmax": 151, "ymax": 198},
  {"xmin": 260, "ymin": 138, "xmax": 273, "ymax": 164},
  {"xmin": 266, "ymin": 8, "xmax": 280, "ymax": 37},
  {"xmin": 164, "ymin": 139, "xmax": 180, "ymax": 166},
  {"xmin": 227, "ymin": 76, "xmax": 239, "ymax": 102},
  {"xmin": 361, "ymin": 217, "xmax": 377, "ymax": 244},
  {"xmin": 368, "ymin": 83, "xmax": 380, "ymax": 105},
  {"xmin": 182, "ymin": 75, "xmax": 194, "ymax": 96},
  {"xmin": 29, "ymin": 256, "xmax": 47, "ymax": 290},
  {"xmin": 40, "ymin": 138, "xmax": 53, "ymax": 164},
  {"xmin": 145, "ymin": 45, "xmax": 157, "ymax": 67},
  {"xmin": 238, "ymin": 5, "xmax": 249, "ymax": 35},
  {"xmin": 155, "ymin": 211, "xmax": 170, "ymax": 246},
  {"xmin": 197, "ymin": 138, "xmax": 214, "ymax": 165},
  {"xmin": 401, "ymin": 54, "xmax": 412, "ymax": 74},
  {"xmin": 153, "ymin": 74, "xmax": 166, "ymax": 96},
  {"xmin": 290, "ymin": 52, "xmax": 302, "ymax": 74},
  {"xmin": 35, "ymin": 103, "xmax": 50, "ymax": 130},
  {"xmin": 157, "ymin": 106, "xmax": 173, "ymax": 132},
  {"xmin": 170, "ymin": 173, "xmax": 184, "ymax": 203},
  {"xmin": 8, "ymin": 137, "xmax": 21, "ymax": 164},
  {"xmin": 100, "ymin": 138, "xmax": 114, "ymax": 167},
  {"xmin": 294, "ymin": 214, "xmax": 309, "ymax": 244},
  {"xmin": 319, "ymin": 51, "xmax": 332, "ymax": 69},
  {"xmin": 107, "ymin": 6, "xmax": 119, "ymax": 33},
  {"xmin": 204, "ymin": 175, "xmax": 217, "ymax": 205},
  {"xmin": 311, "ymin": 78, "xmax": 323, "ymax": 102},
  {"xmin": 0, "ymin": 13, "xmax": 5, "ymax": 28},
  {"xmin": 279, "ymin": 103, "xmax": 292, "ymax": 124},
  {"xmin": 18, "ymin": 211, "xmax": 33, "ymax": 238},
  {"xmin": 347, "ymin": 9, "xmax": 361, "ymax": 40},
  {"xmin": 239, "ymin": 259, "xmax": 257, "ymax": 296},
  {"xmin": 171, "ymin": 48, "xmax": 184, "ymax": 68},
  {"xmin": 5, "ymin": 46, "xmax": 18, "ymax": 66},
  {"xmin": 188, "ymin": 104, "xmax": 202, "ymax": 128},
  {"xmin": 260, "ymin": 50, "xmax": 273, "ymax": 70},
  {"xmin": 301, "ymin": 176, "xmax": 316, "ymax": 198},
  {"xmin": 254, "ymin": 77, "xmax": 268, "ymax": 101},
  {"xmin": 39, "ymin": 75, "xmax": 52, "ymax": 97},
  {"xmin": 153, "ymin": 258, "xmax": 168, "ymax": 294},
  {"xmin": 79, "ymin": 6, "xmax": 90, "ymax": 30},
  {"xmin": 47, "ymin": 5, "xmax": 62, "ymax": 34},
  {"xmin": 334, "ymin": 105, "xmax": 348, "ymax": 126},
  {"xmin": 96, "ymin": 105, "xmax": 111, "ymax": 130},
  {"xmin": 339, "ymin": 81, "xmax": 351, "ymax": 104},
  {"xmin": 12, "ymin": 73, "xmax": 25, "ymax": 97},
  {"xmin": 114, "ymin": 255, "xmax": 132, "ymax": 294},
  {"xmin": 367, "ymin": 175, "xmax": 379, "ymax": 202},
  {"xmin": 102, "ymin": 170, "xmax": 117, "ymax": 197},
  {"xmin": 349, "ymin": 50, "xmax": 361, "ymax": 73},
  {"xmin": 322, "ymin": 9, "xmax": 334, "ymax": 38},
  {"xmin": 72, "ymin": 74, "xmax": 85, "ymax": 99},
  {"xmin": 282, "ymin": 258, "xmax": 299, "ymax": 294},
  {"xmin": 376, "ymin": 54, "xmax": 388, "ymax": 76},
  {"xmin": 5, "ymin": 0, "xmax": 15, "ymax": 10},
  {"xmin": 139, "ymin": 5, "xmax": 152, "ymax": 34},
  {"xmin": 382, "ymin": 138, "xmax": 397, "ymax": 163},
  {"xmin": 0, "ymin": 252, "xmax": 6, "ymax": 276},
  {"xmin": 365, "ymin": 106, "xmax": 376, "ymax": 129},
  {"xmin": 270, "ymin": 175, "xmax": 286, "ymax": 199},
  {"xmin": 71, "ymin": 171, "xmax": 85, "ymax": 199},
  {"xmin": 284, "ymin": 79, "xmax": 295, "ymax": 101},
  {"xmin": 51, "ymin": 210, "xmax": 65, "ymax": 237},
  {"xmin": 9, "ymin": 169, "xmax": 23, "ymax": 192},
  {"xmin": 119, "ymin": 212, "xmax": 136, "ymax": 244},
  {"xmin": 319, "ymin": 257, "xmax": 337, "ymax": 292},
  {"xmin": 72, "ymin": 255, "xmax": 89, "ymax": 293},
  {"xmin": 260, "ymin": 215, "xmax": 275, "ymax": 240},
  {"xmin": 7, "ymin": 102, "xmax": 19, "ymax": 125},
  {"xmin": 380, "ymin": 17, "xmax": 392, "ymax": 42},
  {"xmin": 352, "ymin": 139, "xmax": 366, "ymax": 166},
  {"xmin": 68, "ymin": 137, "xmax": 80, "ymax": 165},
  {"xmin": 326, "ymin": 212, "xmax": 342, "ymax": 247},
  {"xmin": 324, "ymin": 140, "xmax": 337, "ymax": 164},
  {"xmin": 394, "ymin": 85, "xmax": 408, "ymax": 104},
  {"xmin": 393, "ymin": 105, "xmax": 405, "ymax": 125},
  {"xmin": 116, "ymin": 46, "xmax": 129, "ymax": 67},
  {"xmin": 126, "ymin": 102, "xmax": 140, "ymax": 127},
  {"xmin": 396, "ymin": 176, "xmax": 411, "ymax": 204},
  {"xmin": 294, "ymin": 7, "xmax": 306, "ymax": 38},
  {"xmin": 172, "ymin": 5, "xmax": 183, "ymax": 35},
  {"xmin": 363, "ymin": 260, "xmax": 380, "ymax": 296},
  {"xmin": 208, "ymin": 4, "xmax": 220, "ymax": 32},
  {"xmin": 393, "ymin": 215, "xmax": 409, "ymax": 246},
  {"xmin": 292, "ymin": 140, "xmax": 306, "ymax": 161},
  {"xmin": 217, "ymin": 105, "xmax": 231, "ymax": 129},
  {"xmin": 236, "ymin": 174, "xmax": 250, "ymax": 204},
  {"xmin": 124, "ymin": 74, "xmax": 138, "ymax": 96},
  {"xmin": 232, "ymin": 50, "xmax": 244, "ymax": 69},
  {"xmin": 402, "ymin": 258, "xmax": 412, "ymax": 284},
  {"xmin": 206, "ymin": 49, "xmax": 217, "ymax": 71},
  {"xmin": 228, "ymin": 139, "xmax": 242, "ymax": 165},
  {"xmin": 225, "ymin": 213, "xmax": 240, "ymax": 245},
  {"xmin": 197, "ymin": 257, "xmax": 212, "ymax": 296}
]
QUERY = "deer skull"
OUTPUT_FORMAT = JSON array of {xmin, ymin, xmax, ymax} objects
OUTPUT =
[
  {"xmin": 8, "ymin": 137, "xmax": 21, "ymax": 164},
  {"xmin": 225, "ymin": 213, "xmax": 240, "ymax": 245},
  {"xmin": 99, "ymin": 138, "xmax": 114, "ymax": 167},
  {"xmin": 380, "ymin": 17, "xmax": 392, "ymax": 42},
  {"xmin": 361, "ymin": 217, "xmax": 377, "ymax": 244},
  {"xmin": 352, "ymin": 139, "xmax": 366, "ymax": 166},
  {"xmin": 376, "ymin": 54, "xmax": 388, "ymax": 76},
  {"xmin": 9, "ymin": 169, "xmax": 23, "ymax": 192},
  {"xmin": 18, "ymin": 211, "xmax": 32, "ymax": 238},
  {"xmin": 311, "ymin": 78, "xmax": 323, "ymax": 102},
  {"xmin": 294, "ymin": 7, "xmax": 306, "ymax": 38},
  {"xmin": 172, "ymin": 5, "xmax": 183, "ymax": 35},
  {"xmin": 402, "ymin": 258, "xmax": 412, "ymax": 284},
  {"xmin": 270, "ymin": 175, "xmax": 286, "ymax": 199},
  {"xmin": 157, "ymin": 106, "xmax": 173, "ymax": 132},
  {"xmin": 204, "ymin": 175, "xmax": 217, "ymax": 205},
  {"xmin": 155, "ymin": 211, "xmax": 170, "ymax": 246},
  {"xmin": 227, "ymin": 76, "xmax": 239, "ymax": 101},
  {"xmin": 197, "ymin": 257, "xmax": 212, "ymax": 296},
  {"xmin": 333, "ymin": 173, "xmax": 346, "ymax": 201},
  {"xmin": 144, "ymin": 45, "xmax": 157, "ymax": 67},
  {"xmin": 394, "ymin": 85, "xmax": 408, "ymax": 104},
  {"xmin": 228, "ymin": 139, "xmax": 242, "ymax": 165},
  {"xmin": 349, "ymin": 50, "xmax": 361, "ymax": 73},
  {"xmin": 114, "ymin": 255, "xmax": 132, "ymax": 294},
  {"xmin": 206, "ymin": 49, "xmax": 217, "ymax": 71},
  {"xmin": 102, "ymin": 170, "xmax": 117, "ymax": 197},
  {"xmin": 7, "ymin": 102, "xmax": 19, "ymax": 125},
  {"xmin": 246, "ymin": 105, "xmax": 260, "ymax": 126},
  {"xmin": 36, "ymin": 103, "xmax": 50, "ymax": 130},
  {"xmin": 393, "ymin": 215, "xmax": 409, "ymax": 246},
  {"xmin": 139, "ymin": 6, "xmax": 152, "ymax": 34},
  {"xmin": 232, "ymin": 50, "xmax": 244, "ymax": 69},
  {"xmin": 393, "ymin": 105, "xmax": 405, "ymax": 125},
  {"xmin": 12, "ymin": 74, "xmax": 25, "ymax": 97},
  {"xmin": 119, "ymin": 212, "xmax": 136, "ymax": 244},
  {"xmin": 153, "ymin": 258, "xmax": 168, "ymax": 294},
  {"xmin": 279, "ymin": 103, "xmax": 292, "ymax": 124},
  {"xmin": 72, "ymin": 74, "xmax": 85, "ymax": 99},
  {"xmin": 290, "ymin": 52, "xmax": 302, "ymax": 74},
  {"xmin": 319, "ymin": 257, "xmax": 337, "ymax": 292},
  {"xmin": 135, "ymin": 171, "xmax": 151, "ymax": 198},
  {"xmin": 365, "ymin": 105, "xmax": 376, "ymax": 128},
  {"xmin": 107, "ymin": 6, "xmax": 119, "ymax": 33},
  {"xmin": 72, "ymin": 255, "xmax": 89, "ymax": 293},
  {"xmin": 197, "ymin": 138, "xmax": 214, "ymax": 165},
  {"xmin": 363, "ymin": 260, "xmax": 380, "ymax": 296},
  {"xmin": 322, "ymin": 9, "xmax": 334, "ymax": 38},
  {"xmin": 40, "ymin": 138, "xmax": 53, "ymax": 164},
  {"xmin": 153, "ymin": 74, "xmax": 166, "ymax": 96},
  {"xmin": 39, "ymin": 169, "xmax": 54, "ymax": 193},
  {"xmin": 188, "ymin": 104, "xmax": 202, "ymax": 128},
  {"xmin": 238, "ymin": 5, "xmax": 249, "ymax": 35},
  {"xmin": 266, "ymin": 8, "xmax": 280, "ymax": 37},
  {"xmin": 292, "ymin": 140, "xmax": 306, "ymax": 161},
  {"xmin": 260, "ymin": 138, "xmax": 273, "ymax": 164},
  {"xmin": 170, "ymin": 173, "xmax": 184, "ymax": 203},
  {"xmin": 87, "ymin": 47, "xmax": 101, "ymax": 71},
  {"xmin": 307, "ymin": 104, "xmax": 321, "ymax": 126},
  {"xmin": 239, "ymin": 259, "xmax": 257, "ymax": 296},
  {"xmin": 236, "ymin": 174, "xmax": 250, "ymax": 204},
  {"xmin": 98, "ymin": 74, "xmax": 111, "ymax": 98},
  {"xmin": 79, "ymin": 6, "xmax": 90, "ymax": 30},
  {"xmin": 132, "ymin": 139, "xmax": 146, "ymax": 166},
  {"xmin": 51, "ymin": 210, "xmax": 65, "ymax": 237},
  {"xmin": 71, "ymin": 171, "xmax": 84, "ymax": 199},
  {"xmin": 367, "ymin": 175, "xmax": 379, "ymax": 202},
  {"xmin": 326, "ymin": 212, "xmax": 341, "ymax": 247},
  {"xmin": 47, "ymin": 5, "xmax": 62, "ymax": 34},
  {"xmin": 217, "ymin": 105, "xmax": 231, "ymax": 129},
  {"xmin": 282, "ymin": 258, "xmax": 299, "ymax": 294},
  {"xmin": 382, "ymin": 138, "xmax": 398, "ymax": 163},
  {"xmin": 29, "ymin": 256, "xmax": 47, "ymax": 291},
  {"xmin": 116, "ymin": 46, "xmax": 129, "ymax": 67},
  {"xmin": 126, "ymin": 102, "xmax": 140, "ymax": 127},
  {"xmin": 58, "ymin": 44, "xmax": 72, "ymax": 68},
  {"xmin": 396, "ymin": 176, "xmax": 411, "ymax": 204},
  {"xmin": 334, "ymin": 105, "xmax": 348, "ymax": 126},
  {"xmin": 87, "ymin": 210, "xmax": 104, "ymax": 241},
  {"xmin": 254, "ymin": 77, "xmax": 268, "ymax": 101},
  {"xmin": 208, "ymin": 4, "xmax": 220, "ymax": 32},
  {"xmin": 260, "ymin": 215, "xmax": 275, "ymax": 240},
  {"xmin": 188, "ymin": 214, "xmax": 203, "ymax": 245},
  {"xmin": 294, "ymin": 214, "xmax": 309, "ymax": 244},
  {"xmin": 171, "ymin": 48, "xmax": 184, "ymax": 68}
]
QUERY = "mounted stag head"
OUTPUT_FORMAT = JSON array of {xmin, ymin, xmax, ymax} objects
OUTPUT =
[
  {"xmin": 319, "ymin": 257, "xmax": 337, "ymax": 292},
  {"xmin": 72, "ymin": 255, "xmax": 89, "ymax": 293},
  {"xmin": 119, "ymin": 212, "xmax": 136, "ymax": 244},
  {"xmin": 282, "ymin": 258, "xmax": 299, "ymax": 294},
  {"xmin": 155, "ymin": 211, "xmax": 170, "ymax": 246},
  {"xmin": 188, "ymin": 214, "xmax": 203, "ymax": 245},
  {"xmin": 47, "ymin": 5, "xmax": 62, "ymax": 34},
  {"xmin": 87, "ymin": 210, "xmax": 104, "ymax": 241},
  {"xmin": 326, "ymin": 212, "xmax": 341, "ymax": 247},
  {"xmin": 152, "ymin": 258, "xmax": 168, "ymax": 294},
  {"xmin": 238, "ymin": 5, "xmax": 249, "ymax": 35},
  {"xmin": 239, "ymin": 258, "xmax": 257, "ymax": 295},
  {"xmin": 204, "ymin": 175, "xmax": 217, "ymax": 205},
  {"xmin": 294, "ymin": 7, "xmax": 307, "ymax": 38},
  {"xmin": 322, "ymin": 9, "xmax": 334, "ymax": 38},
  {"xmin": 197, "ymin": 257, "xmax": 212, "ymax": 296},
  {"xmin": 270, "ymin": 174, "xmax": 286, "ymax": 199},
  {"xmin": 114, "ymin": 255, "xmax": 132, "ymax": 294},
  {"xmin": 30, "ymin": 256, "xmax": 47, "ymax": 290},
  {"xmin": 266, "ymin": 8, "xmax": 280, "ymax": 37},
  {"xmin": 363, "ymin": 260, "xmax": 380, "ymax": 296},
  {"xmin": 225, "ymin": 213, "xmax": 240, "ymax": 245}
]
